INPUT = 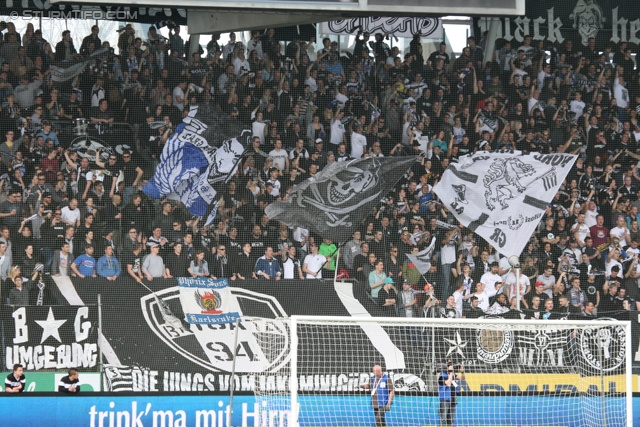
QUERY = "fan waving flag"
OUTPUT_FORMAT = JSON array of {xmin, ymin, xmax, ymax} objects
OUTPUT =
[
  {"xmin": 266, "ymin": 156, "xmax": 417, "ymax": 244},
  {"xmin": 177, "ymin": 277, "xmax": 240, "ymax": 324},
  {"xmin": 143, "ymin": 104, "xmax": 251, "ymax": 226},
  {"xmin": 50, "ymin": 48, "xmax": 109, "ymax": 82},
  {"xmin": 433, "ymin": 152, "xmax": 577, "ymax": 257},
  {"xmin": 406, "ymin": 236, "xmax": 437, "ymax": 274}
]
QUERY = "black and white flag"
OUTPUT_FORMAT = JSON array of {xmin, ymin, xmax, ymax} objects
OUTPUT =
[
  {"xmin": 433, "ymin": 152, "xmax": 577, "ymax": 257},
  {"xmin": 50, "ymin": 48, "xmax": 109, "ymax": 82},
  {"xmin": 406, "ymin": 236, "xmax": 437, "ymax": 274},
  {"xmin": 265, "ymin": 156, "xmax": 416, "ymax": 244}
]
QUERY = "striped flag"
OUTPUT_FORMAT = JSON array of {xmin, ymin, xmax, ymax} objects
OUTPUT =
[{"xmin": 433, "ymin": 152, "xmax": 577, "ymax": 257}]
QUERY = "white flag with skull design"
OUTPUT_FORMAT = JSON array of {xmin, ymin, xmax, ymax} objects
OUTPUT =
[{"xmin": 433, "ymin": 152, "xmax": 577, "ymax": 257}]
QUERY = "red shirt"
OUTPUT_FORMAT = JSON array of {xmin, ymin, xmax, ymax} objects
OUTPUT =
[{"xmin": 589, "ymin": 225, "xmax": 609, "ymax": 248}]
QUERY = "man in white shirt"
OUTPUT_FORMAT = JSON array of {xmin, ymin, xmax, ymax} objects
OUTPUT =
[
  {"xmin": 302, "ymin": 242, "xmax": 328, "ymax": 279},
  {"xmin": 505, "ymin": 270, "xmax": 531, "ymax": 307},
  {"xmin": 60, "ymin": 198, "xmax": 81, "ymax": 227},
  {"xmin": 479, "ymin": 261, "xmax": 504, "ymax": 299},
  {"xmin": 330, "ymin": 109, "xmax": 346, "ymax": 146},
  {"xmin": 268, "ymin": 139, "xmax": 289, "ymax": 172},
  {"xmin": 613, "ymin": 69, "xmax": 629, "ymax": 110},
  {"xmin": 610, "ymin": 214, "xmax": 631, "ymax": 248},
  {"xmin": 473, "ymin": 282, "xmax": 490, "ymax": 312},
  {"xmin": 570, "ymin": 91, "xmax": 586, "ymax": 120},
  {"xmin": 584, "ymin": 201, "xmax": 598, "ymax": 228},
  {"xmin": 172, "ymin": 80, "xmax": 187, "ymax": 111},
  {"xmin": 571, "ymin": 213, "xmax": 590, "ymax": 247},
  {"xmin": 350, "ymin": 122, "xmax": 367, "ymax": 159}
]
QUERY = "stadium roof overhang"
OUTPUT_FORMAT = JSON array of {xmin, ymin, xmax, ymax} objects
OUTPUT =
[{"xmin": 48, "ymin": 0, "xmax": 524, "ymax": 33}]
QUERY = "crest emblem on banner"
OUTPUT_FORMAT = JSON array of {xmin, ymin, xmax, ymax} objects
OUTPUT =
[
  {"xmin": 194, "ymin": 289, "xmax": 222, "ymax": 314},
  {"xmin": 141, "ymin": 287, "xmax": 290, "ymax": 373}
]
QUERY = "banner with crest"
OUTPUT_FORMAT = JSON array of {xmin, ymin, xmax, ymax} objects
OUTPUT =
[{"xmin": 176, "ymin": 277, "xmax": 240, "ymax": 324}]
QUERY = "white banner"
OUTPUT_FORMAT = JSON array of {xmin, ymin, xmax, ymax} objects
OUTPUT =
[
  {"xmin": 321, "ymin": 17, "xmax": 443, "ymax": 39},
  {"xmin": 433, "ymin": 152, "xmax": 577, "ymax": 257},
  {"xmin": 177, "ymin": 277, "xmax": 240, "ymax": 324}
]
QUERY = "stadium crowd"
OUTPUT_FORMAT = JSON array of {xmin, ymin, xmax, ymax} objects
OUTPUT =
[{"xmin": 0, "ymin": 20, "xmax": 637, "ymax": 321}]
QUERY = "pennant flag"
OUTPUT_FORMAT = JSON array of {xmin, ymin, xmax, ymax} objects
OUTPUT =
[
  {"xmin": 406, "ymin": 236, "xmax": 436, "ymax": 274},
  {"xmin": 265, "ymin": 156, "xmax": 417, "ymax": 244},
  {"xmin": 433, "ymin": 152, "xmax": 577, "ymax": 257},
  {"xmin": 143, "ymin": 104, "xmax": 251, "ymax": 226},
  {"xmin": 177, "ymin": 277, "xmax": 241, "ymax": 324},
  {"xmin": 50, "ymin": 48, "xmax": 109, "ymax": 82}
]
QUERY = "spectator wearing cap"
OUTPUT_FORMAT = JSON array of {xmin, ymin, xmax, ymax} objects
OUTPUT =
[
  {"xmin": 378, "ymin": 277, "xmax": 398, "ymax": 317},
  {"xmin": 70, "ymin": 244, "xmax": 96, "ymax": 279},
  {"xmin": 97, "ymin": 246, "xmax": 120, "ymax": 282}
]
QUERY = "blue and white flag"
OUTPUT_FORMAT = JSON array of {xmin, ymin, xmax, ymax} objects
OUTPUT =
[
  {"xmin": 177, "ymin": 277, "xmax": 241, "ymax": 324},
  {"xmin": 143, "ymin": 105, "xmax": 251, "ymax": 226},
  {"xmin": 433, "ymin": 152, "xmax": 577, "ymax": 257}
]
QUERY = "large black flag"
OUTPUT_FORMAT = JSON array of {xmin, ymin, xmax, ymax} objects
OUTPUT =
[{"xmin": 266, "ymin": 156, "xmax": 416, "ymax": 244}]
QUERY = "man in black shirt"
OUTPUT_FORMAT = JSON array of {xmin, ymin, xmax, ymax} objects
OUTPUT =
[
  {"xmin": 120, "ymin": 150, "xmax": 144, "ymax": 206},
  {"xmin": 125, "ymin": 242, "xmax": 145, "ymax": 284},
  {"xmin": 232, "ymin": 242, "xmax": 257, "ymax": 280},
  {"xmin": 58, "ymin": 368, "xmax": 80, "ymax": 393},
  {"xmin": 164, "ymin": 242, "xmax": 189, "ymax": 278}
]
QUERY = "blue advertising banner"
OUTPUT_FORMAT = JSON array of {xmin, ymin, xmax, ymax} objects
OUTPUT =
[{"xmin": 0, "ymin": 394, "xmax": 636, "ymax": 427}]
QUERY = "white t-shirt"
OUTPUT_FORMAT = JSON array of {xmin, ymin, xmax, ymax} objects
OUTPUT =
[
  {"xmin": 585, "ymin": 209, "xmax": 598, "ymax": 228},
  {"xmin": 303, "ymin": 253, "xmax": 327, "ymax": 279},
  {"xmin": 350, "ymin": 132, "xmax": 367, "ymax": 159},
  {"xmin": 268, "ymin": 148, "xmax": 288, "ymax": 172},
  {"xmin": 60, "ymin": 205, "xmax": 80, "ymax": 225},
  {"xmin": 172, "ymin": 86, "xmax": 185, "ymax": 111},
  {"xmin": 480, "ymin": 271, "xmax": 503, "ymax": 298},
  {"xmin": 330, "ymin": 119, "xmax": 345, "ymax": 145},
  {"xmin": 610, "ymin": 226, "xmax": 629, "ymax": 247},
  {"xmin": 614, "ymin": 78, "xmax": 629, "ymax": 108},
  {"xmin": 505, "ymin": 272, "xmax": 530, "ymax": 299},
  {"xmin": 475, "ymin": 290, "xmax": 490, "ymax": 311},
  {"xmin": 570, "ymin": 99, "xmax": 586, "ymax": 119},
  {"xmin": 571, "ymin": 223, "xmax": 590, "ymax": 244}
]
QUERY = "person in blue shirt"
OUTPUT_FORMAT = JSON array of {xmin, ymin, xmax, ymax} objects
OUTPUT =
[
  {"xmin": 97, "ymin": 246, "xmax": 120, "ymax": 281},
  {"xmin": 71, "ymin": 244, "xmax": 96, "ymax": 279},
  {"xmin": 438, "ymin": 361, "xmax": 462, "ymax": 426},
  {"xmin": 360, "ymin": 364, "xmax": 394, "ymax": 426},
  {"xmin": 254, "ymin": 246, "xmax": 282, "ymax": 280}
]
